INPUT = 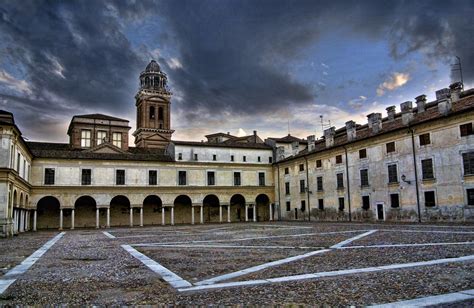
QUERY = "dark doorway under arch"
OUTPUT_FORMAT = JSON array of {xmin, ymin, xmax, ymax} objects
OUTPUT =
[
  {"xmin": 110, "ymin": 195, "xmax": 130, "ymax": 227},
  {"xmin": 256, "ymin": 194, "xmax": 270, "ymax": 221},
  {"xmin": 174, "ymin": 195, "xmax": 192, "ymax": 224},
  {"xmin": 143, "ymin": 195, "xmax": 162, "ymax": 225},
  {"xmin": 37, "ymin": 196, "xmax": 60, "ymax": 229},
  {"xmin": 75, "ymin": 196, "xmax": 97, "ymax": 228},
  {"xmin": 203, "ymin": 194, "xmax": 220, "ymax": 223},
  {"xmin": 230, "ymin": 194, "xmax": 246, "ymax": 222}
]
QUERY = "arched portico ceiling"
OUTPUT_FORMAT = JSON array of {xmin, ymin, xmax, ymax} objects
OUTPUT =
[
  {"xmin": 174, "ymin": 195, "xmax": 192, "ymax": 206},
  {"xmin": 203, "ymin": 194, "xmax": 220, "ymax": 207},
  {"xmin": 37, "ymin": 196, "xmax": 61, "ymax": 210},
  {"xmin": 74, "ymin": 195, "xmax": 97, "ymax": 208},
  {"xmin": 230, "ymin": 194, "xmax": 246, "ymax": 205},
  {"xmin": 110, "ymin": 195, "xmax": 130, "ymax": 207},
  {"xmin": 143, "ymin": 195, "xmax": 162, "ymax": 206},
  {"xmin": 256, "ymin": 194, "xmax": 270, "ymax": 204}
]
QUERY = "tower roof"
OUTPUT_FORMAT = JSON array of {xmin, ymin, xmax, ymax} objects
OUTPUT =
[{"xmin": 145, "ymin": 60, "xmax": 161, "ymax": 72}]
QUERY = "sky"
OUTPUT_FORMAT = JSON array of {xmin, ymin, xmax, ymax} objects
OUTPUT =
[{"xmin": 0, "ymin": 0, "xmax": 473, "ymax": 144}]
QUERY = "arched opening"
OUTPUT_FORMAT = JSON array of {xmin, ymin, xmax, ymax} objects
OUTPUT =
[
  {"xmin": 20, "ymin": 192, "xmax": 24, "ymax": 206},
  {"xmin": 203, "ymin": 194, "xmax": 220, "ymax": 223},
  {"xmin": 75, "ymin": 196, "xmax": 97, "ymax": 228},
  {"xmin": 174, "ymin": 195, "xmax": 192, "ymax": 224},
  {"xmin": 149, "ymin": 106, "xmax": 155, "ymax": 119},
  {"xmin": 256, "ymin": 194, "xmax": 271, "ymax": 221},
  {"xmin": 13, "ymin": 190, "xmax": 17, "ymax": 207},
  {"xmin": 143, "ymin": 195, "xmax": 162, "ymax": 225},
  {"xmin": 154, "ymin": 77, "xmax": 160, "ymax": 88},
  {"xmin": 37, "ymin": 196, "xmax": 60, "ymax": 229},
  {"xmin": 110, "ymin": 195, "xmax": 130, "ymax": 227},
  {"xmin": 145, "ymin": 76, "xmax": 150, "ymax": 87},
  {"xmin": 230, "ymin": 194, "xmax": 246, "ymax": 222},
  {"xmin": 158, "ymin": 107, "xmax": 164, "ymax": 121}
]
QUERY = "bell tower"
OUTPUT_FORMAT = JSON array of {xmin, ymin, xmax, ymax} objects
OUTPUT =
[{"xmin": 133, "ymin": 60, "xmax": 174, "ymax": 149}]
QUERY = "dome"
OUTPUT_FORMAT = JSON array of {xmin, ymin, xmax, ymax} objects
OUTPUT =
[{"xmin": 145, "ymin": 60, "xmax": 161, "ymax": 72}]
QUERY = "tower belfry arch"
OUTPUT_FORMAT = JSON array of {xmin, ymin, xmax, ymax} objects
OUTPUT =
[{"xmin": 133, "ymin": 60, "xmax": 175, "ymax": 149}]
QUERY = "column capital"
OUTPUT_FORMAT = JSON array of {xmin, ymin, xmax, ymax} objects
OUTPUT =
[
  {"xmin": 192, "ymin": 203, "xmax": 202, "ymax": 207},
  {"xmin": 221, "ymin": 203, "xmax": 229, "ymax": 206},
  {"xmin": 163, "ymin": 204, "xmax": 174, "ymax": 207}
]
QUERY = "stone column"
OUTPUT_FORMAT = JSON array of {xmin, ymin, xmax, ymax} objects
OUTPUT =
[
  {"xmin": 140, "ymin": 208, "xmax": 143, "ymax": 227},
  {"xmin": 161, "ymin": 207, "xmax": 165, "ymax": 225},
  {"xmin": 106, "ymin": 208, "xmax": 110, "ymax": 228},
  {"xmin": 13, "ymin": 209, "xmax": 18, "ymax": 234},
  {"xmin": 253, "ymin": 205, "xmax": 257, "ymax": 222},
  {"xmin": 269, "ymin": 203, "xmax": 273, "ymax": 221},
  {"xmin": 19, "ymin": 210, "xmax": 24, "ymax": 232},
  {"xmin": 129, "ymin": 207, "xmax": 133, "ymax": 227},
  {"xmin": 219, "ymin": 205, "xmax": 223, "ymax": 223},
  {"xmin": 200, "ymin": 205, "xmax": 204, "ymax": 224},
  {"xmin": 245, "ymin": 204, "xmax": 248, "ymax": 222},
  {"xmin": 71, "ymin": 209, "xmax": 75, "ymax": 230},
  {"xmin": 191, "ymin": 206, "xmax": 195, "ymax": 225},
  {"xmin": 26, "ymin": 211, "xmax": 30, "ymax": 231},
  {"xmin": 171, "ymin": 207, "xmax": 174, "ymax": 225},
  {"xmin": 227, "ymin": 205, "xmax": 231, "ymax": 223},
  {"xmin": 96, "ymin": 208, "xmax": 100, "ymax": 228},
  {"xmin": 33, "ymin": 210, "xmax": 37, "ymax": 231},
  {"xmin": 59, "ymin": 209, "xmax": 63, "ymax": 230}
]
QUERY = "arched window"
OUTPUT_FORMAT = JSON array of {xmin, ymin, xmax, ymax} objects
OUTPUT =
[
  {"xmin": 154, "ymin": 77, "xmax": 160, "ymax": 88},
  {"xmin": 145, "ymin": 77, "xmax": 150, "ymax": 86},
  {"xmin": 158, "ymin": 107, "xmax": 164, "ymax": 120},
  {"xmin": 150, "ymin": 106, "xmax": 155, "ymax": 119}
]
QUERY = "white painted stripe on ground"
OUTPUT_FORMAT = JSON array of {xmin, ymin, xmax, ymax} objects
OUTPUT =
[
  {"xmin": 195, "ymin": 249, "xmax": 331, "ymax": 286},
  {"xmin": 138, "ymin": 244, "xmax": 324, "ymax": 250},
  {"xmin": 330, "ymin": 230, "xmax": 377, "ymax": 248},
  {"xmin": 121, "ymin": 244, "xmax": 192, "ymax": 288},
  {"xmin": 368, "ymin": 288, "xmax": 474, "ymax": 307},
  {"xmin": 133, "ymin": 229, "xmax": 369, "ymax": 246},
  {"xmin": 102, "ymin": 231, "xmax": 116, "ymax": 239},
  {"xmin": 0, "ymin": 232, "xmax": 65, "ymax": 294},
  {"xmin": 339, "ymin": 241, "xmax": 474, "ymax": 249},
  {"xmin": 178, "ymin": 254, "xmax": 474, "ymax": 292},
  {"xmin": 378, "ymin": 229, "xmax": 474, "ymax": 234}
]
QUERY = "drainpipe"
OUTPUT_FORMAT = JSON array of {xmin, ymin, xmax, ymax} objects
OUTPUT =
[
  {"xmin": 343, "ymin": 146, "xmax": 352, "ymax": 222},
  {"xmin": 410, "ymin": 128, "xmax": 422, "ymax": 223},
  {"xmin": 304, "ymin": 156, "xmax": 311, "ymax": 221},
  {"xmin": 277, "ymin": 165, "xmax": 281, "ymax": 221}
]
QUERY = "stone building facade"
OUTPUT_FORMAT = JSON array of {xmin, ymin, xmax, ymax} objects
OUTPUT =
[{"xmin": 0, "ymin": 60, "xmax": 473, "ymax": 237}]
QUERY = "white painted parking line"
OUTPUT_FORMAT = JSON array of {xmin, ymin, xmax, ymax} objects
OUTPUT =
[
  {"xmin": 121, "ymin": 244, "xmax": 192, "ymax": 288},
  {"xmin": 102, "ymin": 231, "xmax": 116, "ymax": 239},
  {"xmin": 178, "ymin": 254, "xmax": 474, "ymax": 292},
  {"xmin": 368, "ymin": 288, "xmax": 474, "ymax": 307},
  {"xmin": 0, "ymin": 232, "xmax": 66, "ymax": 294},
  {"xmin": 195, "ymin": 249, "xmax": 331, "ymax": 286},
  {"xmin": 339, "ymin": 241, "xmax": 474, "ymax": 249},
  {"xmin": 330, "ymin": 230, "xmax": 377, "ymax": 248},
  {"xmin": 138, "ymin": 244, "xmax": 324, "ymax": 249}
]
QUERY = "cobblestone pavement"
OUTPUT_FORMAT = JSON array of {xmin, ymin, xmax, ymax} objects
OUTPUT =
[{"xmin": 0, "ymin": 222, "xmax": 473, "ymax": 306}]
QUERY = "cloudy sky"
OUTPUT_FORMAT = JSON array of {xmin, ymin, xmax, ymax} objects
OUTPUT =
[{"xmin": 0, "ymin": 0, "xmax": 473, "ymax": 143}]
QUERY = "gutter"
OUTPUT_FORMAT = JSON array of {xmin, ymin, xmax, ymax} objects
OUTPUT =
[
  {"xmin": 410, "ymin": 128, "xmax": 422, "ymax": 222},
  {"xmin": 304, "ymin": 156, "xmax": 311, "ymax": 221},
  {"xmin": 343, "ymin": 146, "xmax": 352, "ymax": 221},
  {"xmin": 277, "ymin": 166, "xmax": 281, "ymax": 220}
]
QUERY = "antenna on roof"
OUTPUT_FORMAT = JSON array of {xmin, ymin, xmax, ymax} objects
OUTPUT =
[
  {"xmin": 319, "ymin": 115, "xmax": 331, "ymax": 135},
  {"xmin": 451, "ymin": 56, "xmax": 464, "ymax": 91},
  {"xmin": 287, "ymin": 106, "xmax": 291, "ymax": 135}
]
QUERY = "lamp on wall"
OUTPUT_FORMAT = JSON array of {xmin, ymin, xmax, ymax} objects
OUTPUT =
[
  {"xmin": 305, "ymin": 187, "xmax": 313, "ymax": 194},
  {"xmin": 401, "ymin": 174, "xmax": 411, "ymax": 184}
]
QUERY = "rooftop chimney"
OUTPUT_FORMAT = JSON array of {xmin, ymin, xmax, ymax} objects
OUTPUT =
[
  {"xmin": 307, "ymin": 135, "xmax": 316, "ymax": 151},
  {"xmin": 345, "ymin": 120, "xmax": 356, "ymax": 141},
  {"xmin": 253, "ymin": 130, "xmax": 257, "ymax": 143},
  {"xmin": 401, "ymin": 101, "xmax": 414, "ymax": 125},
  {"xmin": 324, "ymin": 127, "xmax": 336, "ymax": 148},
  {"xmin": 367, "ymin": 113, "xmax": 382, "ymax": 134},
  {"xmin": 415, "ymin": 95, "xmax": 427, "ymax": 113},
  {"xmin": 449, "ymin": 82, "xmax": 462, "ymax": 103},
  {"xmin": 438, "ymin": 96, "xmax": 452, "ymax": 116},
  {"xmin": 386, "ymin": 106, "xmax": 396, "ymax": 121},
  {"xmin": 291, "ymin": 141, "xmax": 299, "ymax": 155}
]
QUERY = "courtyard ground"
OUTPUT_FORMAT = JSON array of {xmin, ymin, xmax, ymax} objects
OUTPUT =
[{"xmin": 0, "ymin": 222, "xmax": 473, "ymax": 306}]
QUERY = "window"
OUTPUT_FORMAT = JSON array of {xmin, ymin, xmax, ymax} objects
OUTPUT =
[
  {"xmin": 81, "ymin": 130, "xmax": 91, "ymax": 148},
  {"xmin": 259, "ymin": 172, "xmax": 265, "ymax": 186},
  {"xmin": 158, "ymin": 107, "xmax": 164, "ymax": 120},
  {"xmin": 149, "ymin": 170, "xmax": 157, "ymax": 185},
  {"xmin": 178, "ymin": 171, "xmax": 187, "ymax": 185},
  {"xmin": 359, "ymin": 149, "xmax": 367, "ymax": 159},
  {"xmin": 207, "ymin": 171, "xmax": 215, "ymax": 186},
  {"xmin": 460, "ymin": 123, "xmax": 473, "ymax": 137},
  {"xmin": 112, "ymin": 133, "xmax": 122, "ymax": 148},
  {"xmin": 81, "ymin": 169, "xmax": 91, "ymax": 185},
  {"xmin": 336, "ymin": 155, "xmax": 342, "ymax": 164},
  {"xmin": 234, "ymin": 172, "xmax": 241, "ymax": 186},
  {"xmin": 362, "ymin": 196, "xmax": 370, "ymax": 210},
  {"xmin": 419, "ymin": 133, "xmax": 431, "ymax": 146},
  {"xmin": 116, "ymin": 170, "xmax": 125, "ymax": 185},
  {"xmin": 390, "ymin": 193, "xmax": 400, "ymax": 208},
  {"xmin": 17, "ymin": 153, "xmax": 20, "ymax": 171},
  {"xmin": 285, "ymin": 167, "xmax": 289, "ymax": 175},
  {"xmin": 97, "ymin": 131, "xmax": 107, "ymax": 145},
  {"xmin": 467, "ymin": 189, "xmax": 474, "ymax": 206},
  {"xmin": 316, "ymin": 159, "xmax": 322, "ymax": 168},
  {"xmin": 318, "ymin": 199, "xmax": 324, "ymax": 210},
  {"xmin": 258, "ymin": 156, "xmax": 261, "ymax": 162},
  {"xmin": 44, "ymin": 168, "xmax": 55, "ymax": 185},
  {"xmin": 424, "ymin": 191, "xmax": 436, "ymax": 207},
  {"xmin": 360, "ymin": 169, "xmax": 369, "ymax": 187},
  {"xmin": 231, "ymin": 155, "xmax": 234, "ymax": 162},
  {"xmin": 336, "ymin": 173, "xmax": 344, "ymax": 189},
  {"xmin": 243, "ymin": 156, "xmax": 246, "ymax": 162},
  {"xmin": 300, "ymin": 179, "xmax": 305, "ymax": 193},
  {"xmin": 269, "ymin": 157, "xmax": 273, "ymax": 163},
  {"xmin": 421, "ymin": 159, "xmax": 434, "ymax": 179},
  {"xmin": 178, "ymin": 153, "xmax": 182, "ymax": 160},
  {"xmin": 301, "ymin": 200, "xmax": 306, "ymax": 212},
  {"xmin": 317, "ymin": 176, "xmax": 323, "ymax": 191},
  {"xmin": 285, "ymin": 182, "xmax": 290, "ymax": 195},
  {"xmin": 338, "ymin": 197, "xmax": 344, "ymax": 211},
  {"xmin": 150, "ymin": 106, "xmax": 155, "ymax": 119},
  {"xmin": 194, "ymin": 153, "xmax": 198, "ymax": 161},
  {"xmin": 463, "ymin": 152, "xmax": 474, "ymax": 175},
  {"xmin": 286, "ymin": 201, "xmax": 291, "ymax": 211},
  {"xmin": 388, "ymin": 164, "xmax": 398, "ymax": 183},
  {"xmin": 212, "ymin": 154, "xmax": 216, "ymax": 161},
  {"xmin": 386, "ymin": 142, "xmax": 395, "ymax": 153},
  {"xmin": 299, "ymin": 164, "xmax": 304, "ymax": 171}
]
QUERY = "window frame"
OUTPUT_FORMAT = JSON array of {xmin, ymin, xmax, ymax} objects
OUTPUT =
[
  {"xmin": 386, "ymin": 141, "xmax": 396, "ymax": 154},
  {"xmin": 178, "ymin": 170, "xmax": 187, "ymax": 186},
  {"xmin": 460, "ymin": 123, "xmax": 473, "ymax": 137},
  {"xmin": 424, "ymin": 191, "xmax": 436, "ymax": 207},
  {"xmin": 44, "ymin": 168, "xmax": 55, "ymax": 185},
  {"xmin": 233, "ymin": 171, "xmax": 241, "ymax": 186},
  {"xmin": 360, "ymin": 168, "xmax": 369, "ymax": 187},
  {"xmin": 387, "ymin": 164, "xmax": 398, "ymax": 184},
  {"xmin": 336, "ymin": 172, "xmax": 344, "ymax": 189},
  {"xmin": 207, "ymin": 171, "xmax": 215, "ymax": 186},
  {"xmin": 81, "ymin": 129, "xmax": 91, "ymax": 148},
  {"xmin": 81, "ymin": 168, "xmax": 92, "ymax": 186},
  {"xmin": 390, "ymin": 193, "xmax": 400, "ymax": 208},
  {"xmin": 359, "ymin": 148, "xmax": 367, "ymax": 159},
  {"xmin": 335, "ymin": 155, "xmax": 343, "ymax": 164},
  {"xmin": 258, "ymin": 172, "xmax": 265, "ymax": 186},
  {"xmin": 112, "ymin": 132, "xmax": 122, "ymax": 148},
  {"xmin": 97, "ymin": 131, "xmax": 107, "ymax": 145},
  {"xmin": 316, "ymin": 176, "xmax": 323, "ymax": 192},
  {"xmin": 116, "ymin": 169, "xmax": 125, "ymax": 185},
  {"xmin": 463, "ymin": 152, "xmax": 474, "ymax": 176},
  {"xmin": 149, "ymin": 170, "xmax": 158, "ymax": 186},
  {"xmin": 419, "ymin": 133, "xmax": 431, "ymax": 146},
  {"xmin": 421, "ymin": 158, "xmax": 435, "ymax": 180}
]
